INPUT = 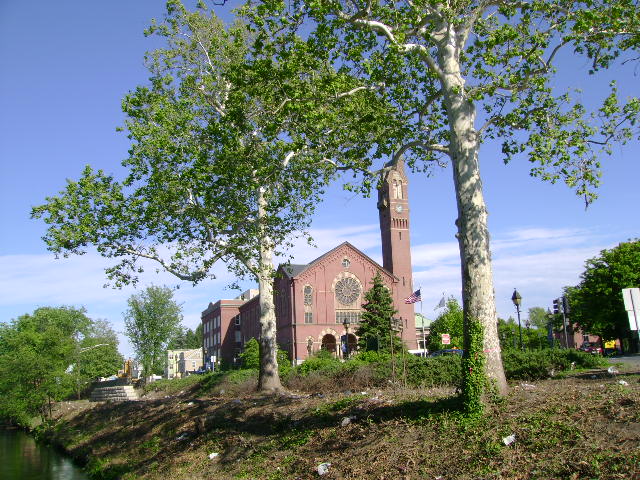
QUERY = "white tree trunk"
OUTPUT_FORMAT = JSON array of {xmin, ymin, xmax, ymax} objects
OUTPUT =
[
  {"xmin": 439, "ymin": 42, "xmax": 509, "ymax": 395},
  {"xmin": 256, "ymin": 187, "xmax": 283, "ymax": 392}
]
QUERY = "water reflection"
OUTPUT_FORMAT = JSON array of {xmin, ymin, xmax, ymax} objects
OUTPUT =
[{"xmin": 0, "ymin": 428, "xmax": 87, "ymax": 480}]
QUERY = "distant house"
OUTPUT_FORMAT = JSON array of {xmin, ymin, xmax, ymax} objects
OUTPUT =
[
  {"xmin": 414, "ymin": 313, "xmax": 432, "ymax": 354},
  {"xmin": 166, "ymin": 349, "xmax": 203, "ymax": 379}
]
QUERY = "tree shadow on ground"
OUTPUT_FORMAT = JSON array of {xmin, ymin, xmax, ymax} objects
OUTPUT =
[{"xmin": 55, "ymin": 390, "xmax": 465, "ymax": 476}]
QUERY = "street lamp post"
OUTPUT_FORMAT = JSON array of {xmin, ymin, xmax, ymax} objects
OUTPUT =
[
  {"xmin": 512, "ymin": 289, "xmax": 523, "ymax": 351},
  {"xmin": 342, "ymin": 317, "xmax": 351, "ymax": 359},
  {"xmin": 546, "ymin": 308, "xmax": 554, "ymax": 348}
]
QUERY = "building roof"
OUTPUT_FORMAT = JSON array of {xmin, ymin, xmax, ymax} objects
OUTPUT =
[
  {"xmin": 415, "ymin": 313, "xmax": 432, "ymax": 329},
  {"xmin": 278, "ymin": 241, "xmax": 397, "ymax": 281}
]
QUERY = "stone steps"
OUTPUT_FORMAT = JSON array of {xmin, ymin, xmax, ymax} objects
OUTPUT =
[{"xmin": 90, "ymin": 385, "xmax": 139, "ymax": 402}]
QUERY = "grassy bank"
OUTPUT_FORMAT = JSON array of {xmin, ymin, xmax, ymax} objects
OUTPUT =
[{"xmin": 39, "ymin": 353, "xmax": 639, "ymax": 480}]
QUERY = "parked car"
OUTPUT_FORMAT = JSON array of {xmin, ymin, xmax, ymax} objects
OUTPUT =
[
  {"xmin": 579, "ymin": 342, "xmax": 603, "ymax": 355},
  {"xmin": 429, "ymin": 349, "xmax": 464, "ymax": 357}
]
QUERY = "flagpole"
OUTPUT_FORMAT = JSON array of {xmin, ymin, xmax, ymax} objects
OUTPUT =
[{"xmin": 419, "ymin": 286, "xmax": 427, "ymax": 357}]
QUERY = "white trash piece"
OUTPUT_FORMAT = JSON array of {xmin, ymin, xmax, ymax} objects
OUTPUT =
[
  {"xmin": 317, "ymin": 462, "xmax": 331, "ymax": 475},
  {"xmin": 520, "ymin": 383, "xmax": 536, "ymax": 389},
  {"xmin": 502, "ymin": 434, "xmax": 516, "ymax": 446},
  {"xmin": 341, "ymin": 416, "xmax": 356, "ymax": 426},
  {"xmin": 618, "ymin": 380, "xmax": 629, "ymax": 386},
  {"xmin": 608, "ymin": 366, "xmax": 619, "ymax": 375},
  {"xmin": 208, "ymin": 452, "xmax": 219, "ymax": 460}
]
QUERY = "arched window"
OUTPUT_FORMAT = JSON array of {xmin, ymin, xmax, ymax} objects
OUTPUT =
[{"xmin": 304, "ymin": 285, "xmax": 313, "ymax": 306}]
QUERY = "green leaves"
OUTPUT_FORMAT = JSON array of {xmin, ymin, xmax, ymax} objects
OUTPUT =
[
  {"xmin": 568, "ymin": 239, "xmax": 640, "ymax": 343},
  {"xmin": 355, "ymin": 273, "xmax": 401, "ymax": 353},
  {"xmin": 0, "ymin": 307, "xmax": 119, "ymax": 425},
  {"xmin": 427, "ymin": 298, "xmax": 464, "ymax": 352},
  {"xmin": 124, "ymin": 285, "xmax": 183, "ymax": 377}
]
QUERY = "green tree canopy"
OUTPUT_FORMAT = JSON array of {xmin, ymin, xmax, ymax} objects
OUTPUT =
[
  {"xmin": 355, "ymin": 272, "xmax": 401, "ymax": 353},
  {"xmin": 527, "ymin": 307, "xmax": 551, "ymax": 330},
  {"xmin": 427, "ymin": 298, "xmax": 464, "ymax": 352},
  {"xmin": 568, "ymin": 239, "xmax": 640, "ymax": 344},
  {"xmin": 168, "ymin": 325, "xmax": 202, "ymax": 350},
  {"xmin": 71, "ymin": 319, "xmax": 124, "ymax": 397},
  {"xmin": 250, "ymin": 0, "xmax": 640, "ymax": 399},
  {"xmin": 0, "ymin": 307, "xmax": 92, "ymax": 425},
  {"xmin": 124, "ymin": 285, "xmax": 183, "ymax": 378},
  {"xmin": 32, "ymin": 0, "xmax": 383, "ymax": 393}
]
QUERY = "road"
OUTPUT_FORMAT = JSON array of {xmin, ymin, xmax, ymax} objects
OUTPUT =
[{"xmin": 608, "ymin": 354, "xmax": 640, "ymax": 370}]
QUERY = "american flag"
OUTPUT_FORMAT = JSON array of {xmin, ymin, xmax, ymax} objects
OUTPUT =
[{"xmin": 404, "ymin": 289, "xmax": 421, "ymax": 304}]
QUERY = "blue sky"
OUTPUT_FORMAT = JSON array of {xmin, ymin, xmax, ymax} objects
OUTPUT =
[{"xmin": 1, "ymin": 1, "xmax": 638, "ymax": 358}]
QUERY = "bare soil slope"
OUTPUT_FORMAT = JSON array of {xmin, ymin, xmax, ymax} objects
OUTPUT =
[{"xmin": 49, "ymin": 368, "xmax": 640, "ymax": 480}]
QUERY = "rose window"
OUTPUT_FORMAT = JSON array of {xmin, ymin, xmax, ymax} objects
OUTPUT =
[{"xmin": 335, "ymin": 277, "xmax": 361, "ymax": 305}]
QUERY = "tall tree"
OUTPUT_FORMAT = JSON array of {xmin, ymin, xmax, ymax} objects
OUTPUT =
[
  {"xmin": 168, "ymin": 326, "xmax": 201, "ymax": 350},
  {"xmin": 527, "ymin": 307, "xmax": 551, "ymax": 330},
  {"xmin": 356, "ymin": 272, "xmax": 401, "ymax": 352},
  {"xmin": 71, "ymin": 319, "xmax": 124, "ymax": 397},
  {"xmin": 32, "ymin": 1, "xmax": 381, "ymax": 392},
  {"xmin": 255, "ymin": 0, "xmax": 640, "ymax": 397},
  {"xmin": 124, "ymin": 285, "xmax": 183, "ymax": 379},
  {"xmin": 0, "ymin": 307, "xmax": 91, "ymax": 425},
  {"xmin": 568, "ymin": 239, "xmax": 640, "ymax": 347}
]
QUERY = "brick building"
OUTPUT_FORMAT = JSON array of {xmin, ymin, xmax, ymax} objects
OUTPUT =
[{"xmin": 201, "ymin": 161, "xmax": 418, "ymax": 366}]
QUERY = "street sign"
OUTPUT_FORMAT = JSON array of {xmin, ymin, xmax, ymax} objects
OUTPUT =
[
  {"xmin": 441, "ymin": 333, "xmax": 450, "ymax": 345},
  {"xmin": 622, "ymin": 288, "xmax": 640, "ymax": 331}
]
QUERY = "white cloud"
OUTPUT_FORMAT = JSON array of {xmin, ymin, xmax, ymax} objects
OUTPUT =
[{"xmin": 0, "ymin": 223, "xmax": 620, "ymax": 355}]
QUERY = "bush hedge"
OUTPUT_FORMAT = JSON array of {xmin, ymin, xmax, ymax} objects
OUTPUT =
[
  {"xmin": 502, "ymin": 348, "xmax": 606, "ymax": 380},
  {"xmin": 286, "ymin": 348, "xmax": 607, "ymax": 391}
]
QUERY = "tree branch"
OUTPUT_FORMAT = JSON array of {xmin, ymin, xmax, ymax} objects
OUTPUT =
[{"xmin": 120, "ymin": 246, "xmax": 212, "ymax": 282}]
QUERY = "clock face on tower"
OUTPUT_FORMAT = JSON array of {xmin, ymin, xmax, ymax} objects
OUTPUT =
[{"xmin": 395, "ymin": 204, "xmax": 403, "ymax": 213}]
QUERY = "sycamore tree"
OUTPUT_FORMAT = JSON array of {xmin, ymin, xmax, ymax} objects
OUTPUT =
[
  {"xmin": 356, "ymin": 272, "xmax": 401, "ymax": 352},
  {"xmin": 247, "ymin": 0, "xmax": 640, "ymax": 397},
  {"xmin": 568, "ymin": 239, "xmax": 640, "ymax": 349},
  {"xmin": 32, "ymin": 1, "xmax": 385, "ymax": 392},
  {"xmin": 124, "ymin": 285, "xmax": 183, "ymax": 378}
]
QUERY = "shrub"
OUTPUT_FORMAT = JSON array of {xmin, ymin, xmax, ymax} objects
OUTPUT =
[
  {"xmin": 240, "ymin": 337, "xmax": 292, "ymax": 377},
  {"xmin": 383, "ymin": 354, "xmax": 462, "ymax": 387},
  {"xmin": 295, "ymin": 350, "xmax": 342, "ymax": 376},
  {"xmin": 502, "ymin": 349, "xmax": 607, "ymax": 380},
  {"xmin": 351, "ymin": 350, "xmax": 391, "ymax": 364},
  {"xmin": 239, "ymin": 338, "xmax": 260, "ymax": 369}
]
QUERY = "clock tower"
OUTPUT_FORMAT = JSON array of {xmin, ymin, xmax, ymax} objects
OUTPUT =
[{"xmin": 377, "ymin": 160, "xmax": 415, "ymax": 343}]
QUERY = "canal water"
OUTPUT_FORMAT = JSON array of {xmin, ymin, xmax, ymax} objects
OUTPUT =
[{"xmin": 0, "ymin": 428, "xmax": 88, "ymax": 480}]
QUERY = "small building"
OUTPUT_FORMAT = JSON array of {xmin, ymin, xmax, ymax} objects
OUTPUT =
[
  {"xmin": 553, "ymin": 323, "xmax": 600, "ymax": 350},
  {"xmin": 166, "ymin": 349, "xmax": 203, "ymax": 378},
  {"xmin": 414, "ymin": 313, "xmax": 432, "ymax": 354}
]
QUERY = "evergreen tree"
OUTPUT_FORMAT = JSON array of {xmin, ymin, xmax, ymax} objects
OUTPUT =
[{"xmin": 356, "ymin": 273, "xmax": 401, "ymax": 353}]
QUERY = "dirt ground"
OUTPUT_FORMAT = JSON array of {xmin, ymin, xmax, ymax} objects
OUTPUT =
[{"xmin": 49, "ymin": 366, "xmax": 640, "ymax": 480}]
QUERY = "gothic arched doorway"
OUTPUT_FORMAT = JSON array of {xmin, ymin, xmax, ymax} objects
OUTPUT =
[{"xmin": 321, "ymin": 334, "xmax": 337, "ymax": 353}]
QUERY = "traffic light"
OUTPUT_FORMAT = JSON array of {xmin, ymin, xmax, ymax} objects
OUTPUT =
[
  {"xmin": 553, "ymin": 298, "xmax": 560, "ymax": 314},
  {"xmin": 562, "ymin": 296, "xmax": 570, "ymax": 315}
]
